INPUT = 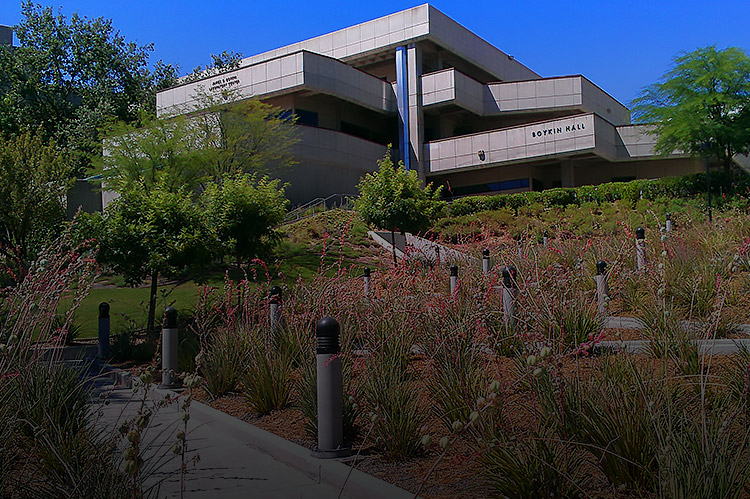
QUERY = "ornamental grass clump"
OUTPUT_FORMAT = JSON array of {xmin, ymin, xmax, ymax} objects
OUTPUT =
[
  {"xmin": 198, "ymin": 327, "xmax": 244, "ymax": 399},
  {"xmin": 428, "ymin": 307, "xmax": 490, "ymax": 433},
  {"xmin": 480, "ymin": 429, "xmax": 590, "ymax": 499},
  {"xmin": 365, "ymin": 358, "xmax": 423, "ymax": 461},
  {"xmin": 241, "ymin": 326, "xmax": 295, "ymax": 415}
]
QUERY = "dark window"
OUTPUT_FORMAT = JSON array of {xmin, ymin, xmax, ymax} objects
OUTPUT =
[
  {"xmin": 341, "ymin": 121, "xmax": 371, "ymax": 141},
  {"xmin": 611, "ymin": 176, "xmax": 636, "ymax": 183},
  {"xmin": 448, "ymin": 178, "xmax": 530, "ymax": 197},
  {"xmin": 276, "ymin": 109, "xmax": 295, "ymax": 123},
  {"xmin": 295, "ymin": 108, "xmax": 318, "ymax": 127}
]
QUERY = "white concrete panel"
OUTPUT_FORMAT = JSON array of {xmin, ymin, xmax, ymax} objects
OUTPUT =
[
  {"xmin": 455, "ymin": 137, "xmax": 472, "ymax": 155},
  {"xmin": 537, "ymin": 96, "xmax": 556, "ymax": 108},
  {"xmin": 471, "ymin": 134, "xmax": 489, "ymax": 152},
  {"xmin": 507, "ymin": 129, "xmax": 526, "ymax": 148},
  {"xmin": 554, "ymin": 78, "xmax": 575, "ymax": 95},
  {"xmin": 537, "ymin": 79, "xmax": 555, "ymax": 97}
]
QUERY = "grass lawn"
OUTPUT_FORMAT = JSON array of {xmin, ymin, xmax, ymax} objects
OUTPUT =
[{"xmin": 63, "ymin": 239, "xmax": 368, "ymax": 339}]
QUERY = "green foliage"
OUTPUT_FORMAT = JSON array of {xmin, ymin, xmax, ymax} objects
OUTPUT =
[
  {"xmin": 199, "ymin": 328, "xmax": 244, "ymax": 399},
  {"xmin": 365, "ymin": 359, "xmax": 423, "ymax": 461},
  {"xmin": 241, "ymin": 328, "xmax": 295, "ymax": 415},
  {"xmin": 355, "ymin": 149, "xmax": 445, "ymax": 236},
  {"xmin": 632, "ymin": 46, "xmax": 750, "ymax": 173},
  {"xmin": 83, "ymin": 183, "xmax": 214, "ymax": 287},
  {"xmin": 0, "ymin": 131, "xmax": 72, "ymax": 282},
  {"xmin": 480, "ymin": 429, "xmax": 589, "ymax": 498},
  {"xmin": 0, "ymin": 2, "xmax": 177, "ymax": 173},
  {"xmin": 447, "ymin": 171, "xmax": 750, "ymax": 218},
  {"xmin": 201, "ymin": 173, "xmax": 288, "ymax": 265}
]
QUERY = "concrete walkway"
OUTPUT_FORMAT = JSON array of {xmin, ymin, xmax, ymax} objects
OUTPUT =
[{"xmin": 89, "ymin": 371, "xmax": 414, "ymax": 499}]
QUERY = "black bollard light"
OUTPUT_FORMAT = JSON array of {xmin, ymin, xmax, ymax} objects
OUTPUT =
[
  {"xmin": 98, "ymin": 302, "xmax": 110, "ymax": 359},
  {"xmin": 159, "ymin": 306, "xmax": 181, "ymax": 389},
  {"xmin": 450, "ymin": 264, "xmax": 459, "ymax": 295},
  {"xmin": 502, "ymin": 266, "xmax": 518, "ymax": 328},
  {"xmin": 363, "ymin": 267, "xmax": 371, "ymax": 299},
  {"xmin": 269, "ymin": 286, "xmax": 283, "ymax": 337},
  {"xmin": 312, "ymin": 317, "xmax": 350, "ymax": 458},
  {"xmin": 595, "ymin": 260, "xmax": 609, "ymax": 315},
  {"xmin": 635, "ymin": 227, "xmax": 646, "ymax": 270},
  {"xmin": 482, "ymin": 249, "xmax": 491, "ymax": 275}
]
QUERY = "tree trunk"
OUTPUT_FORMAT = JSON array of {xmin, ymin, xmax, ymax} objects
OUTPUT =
[
  {"xmin": 391, "ymin": 229, "xmax": 397, "ymax": 266},
  {"xmin": 147, "ymin": 270, "xmax": 158, "ymax": 336}
]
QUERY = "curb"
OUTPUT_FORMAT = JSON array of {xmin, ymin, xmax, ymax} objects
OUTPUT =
[{"xmin": 152, "ymin": 386, "xmax": 418, "ymax": 499}]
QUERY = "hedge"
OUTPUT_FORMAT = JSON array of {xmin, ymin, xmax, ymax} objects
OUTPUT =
[{"xmin": 448, "ymin": 172, "xmax": 750, "ymax": 216}]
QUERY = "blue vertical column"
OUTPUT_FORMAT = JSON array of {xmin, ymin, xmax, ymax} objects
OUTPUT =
[{"xmin": 395, "ymin": 45, "xmax": 410, "ymax": 171}]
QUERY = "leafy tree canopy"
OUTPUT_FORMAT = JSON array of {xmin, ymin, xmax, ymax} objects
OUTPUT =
[
  {"xmin": 632, "ymin": 45, "xmax": 750, "ymax": 174},
  {"xmin": 355, "ymin": 149, "xmax": 444, "ymax": 263},
  {"xmin": 0, "ymin": 131, "xmax": 72, "ymax": 283},
  {"xmin": 99, "ymin": 93, "xmax": 298, "ymax": 194},
  {"xmin": 201, "ymin": 173, "xmax": 288, "ymax": 266},
  {"xmin": 0, "ymin": 2, "xmax": 178, "ymax": 174}
]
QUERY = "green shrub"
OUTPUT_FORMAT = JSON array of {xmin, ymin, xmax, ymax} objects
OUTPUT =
[
  {"xmin": 241, "ymin": 328, "xmax": 295, "ymax": 415},
  {"xmin": 200, "ymin": 328, "xmax": 244, "ymax": 399},
  {"xmin": 480, "ymin": 429, "xmax": 589, "ymax": 498}
]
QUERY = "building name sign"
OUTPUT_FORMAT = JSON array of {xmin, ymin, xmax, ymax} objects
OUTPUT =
[
  {"xmin": 209, "ymin": 75, "xmax": 241, "ymax": 92},
  {"xmin": 530, "ymin": 121, "xmax": 586, "ymax": 139}
]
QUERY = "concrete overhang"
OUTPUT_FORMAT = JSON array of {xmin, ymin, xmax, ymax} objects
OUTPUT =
[
  {"xmin": 178, "ymin": 5, "xmax": 539, "ymax": 88},
  {"xmin": 425, "ymin": 115, "xmax": 682, "ymax": 175},
  {"xmin": 156, "ymin": 50, "xmax": 397, "ymax": 117},
  {"xmin": 421, "ymin": 70, "xmax": 630, "ymax": 125}
]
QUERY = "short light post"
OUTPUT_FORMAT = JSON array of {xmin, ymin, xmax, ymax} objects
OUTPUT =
[
  {"xmin": 312, "ymin": 317, "xmax": 350, "ymax": 458},
  {"xmin": 98, "ymin": 302, "xmax": 110, "ymax": 359},
  {"xmin": 269, "ymin": 285, "xmax": 282, "ymax": 338},
  {"xmin": 482, "ymin": 249, "xmax": 491, "ymax": 275},
  {"xmin": 363, "ymin": 267, "xmax": 371, "ymax": 299},
  {"xmin": 635, "ymin": 227, "xmax": 646, "ymax": 271},
  {"xmin": 502, "ymin": 266, "xmax": 518, "ymax": 329},
  {"xmin": 595, "ymin": 260, "xmax": 609, "ymax": 315},
  {"xmin": 159, "ymin": 306, "xmax": 181, "ymax": 389},
  {"xmin": 450, "ymin": 265, "xmax": 459, "ymax": 295},
  {"xmin": 542, "ymin": 230, "xmax": 550, "ymax": 248},
  {"xmin": 665, "ymin": 213, "xmax": 672, "ymax": 233},
  {"xmin": 702, "ymin": 142, "xmax": 712, "ymax": 223}
]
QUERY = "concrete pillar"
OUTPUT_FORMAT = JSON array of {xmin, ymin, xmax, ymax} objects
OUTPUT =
[{"xmin": 407, "ymin": 44, "xmax": 424, "ymax": 181}]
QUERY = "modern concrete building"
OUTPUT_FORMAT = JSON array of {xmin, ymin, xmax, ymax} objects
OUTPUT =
[
  {"xmin": 0, "ymin": 25, "xmax": 12, "ymax": 46},
  {"xmin": 157, "ymin": 4, "xmax": 703, "ymax": 205}
]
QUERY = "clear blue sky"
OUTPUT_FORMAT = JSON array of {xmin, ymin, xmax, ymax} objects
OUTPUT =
[{"xmin": 2, "ymin": 1, "xmax": 749, "ymax": 107}]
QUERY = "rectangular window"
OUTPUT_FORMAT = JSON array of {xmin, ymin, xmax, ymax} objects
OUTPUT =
[{"xmin": 295, "ymin": 108, "xmax": 318, "ymax": 127}]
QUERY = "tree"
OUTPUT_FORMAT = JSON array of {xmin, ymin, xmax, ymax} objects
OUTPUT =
[
  {"xmin": 0, "ymin": 2, "xmax": 178, "ymax": 175},
  {"xmin": 632, "ymin": 46, "xmax": 750, "ymax": 175},
  {"xmin": 99, "ymin": 94, "xmax": 298, "ymax": 192},
  {"xmin": 355, "ymin": 150, "xmax": 444, "ymax": 265},
  {"xmin": 92, "ymin": 92, "xmax": 296, "ymax": 332},
  {"xmin": 75, "ymin": 182, "xmax": 214, "ymax": 335},
  {"xmin": 201, "ymin": 173, "xmax": 288, "ymax": 268},
  {"xmin": 0, "ymin": 131, "xmax": 72, "ymax": 284}
]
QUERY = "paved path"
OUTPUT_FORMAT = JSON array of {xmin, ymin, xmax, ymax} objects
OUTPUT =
[{"xmin": 89, "ymin": 371, "xmax": 413, "ymax": 499}]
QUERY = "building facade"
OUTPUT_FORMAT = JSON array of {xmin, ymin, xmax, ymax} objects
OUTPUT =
[{"xmin": 156, "ymin": 5, "xmax": 702, "ymax": 205}]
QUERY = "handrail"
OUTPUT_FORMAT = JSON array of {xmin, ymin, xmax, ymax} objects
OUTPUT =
[{"xmin": 283, "ymin": 193, "xmax": 352, "ymax": 223}]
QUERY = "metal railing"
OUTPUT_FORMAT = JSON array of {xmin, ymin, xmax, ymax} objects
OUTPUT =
[{"xmin": 283, "ymin": 194, "xmax": 353, "ymax": 224}]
